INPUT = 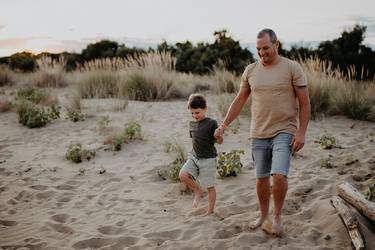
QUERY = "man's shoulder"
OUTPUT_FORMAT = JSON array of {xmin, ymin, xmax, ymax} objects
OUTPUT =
[{"xmin": 280, "ymin": 56, "xmax": 302, "ymax": 69}]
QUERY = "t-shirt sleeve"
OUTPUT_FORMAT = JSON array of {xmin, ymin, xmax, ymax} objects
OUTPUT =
[
  {"xmin": 291, "ymin": 61, "xmax": 307, "ymax": 87},
  {"xmin": 240, "ymin": 65, "xmax": 251, "ymax": 89}
]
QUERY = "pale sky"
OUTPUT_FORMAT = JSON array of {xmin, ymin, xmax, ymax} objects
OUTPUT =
[{"xmin": 1, "ymin": 0, "xmax": 375, "ymax": 56}]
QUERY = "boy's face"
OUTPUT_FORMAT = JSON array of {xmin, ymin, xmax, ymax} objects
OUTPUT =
[{"xmin": 189, "ymin": 107, "xmax": 207, "ymax": 121}]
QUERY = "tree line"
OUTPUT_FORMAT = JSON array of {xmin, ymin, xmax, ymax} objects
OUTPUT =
[{"xmin": 0, "ymin": 25, "xmax": 374, "ymax": 80}]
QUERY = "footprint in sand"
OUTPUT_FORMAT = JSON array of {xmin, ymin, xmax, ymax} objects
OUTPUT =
[
  {"xmin": 0, "ymin": 220, "xmax": 18, "ymax": 227},
  {"xmin": 72, "ymin": 236, "xmax": 139, "ymax": 249},
  {"xmin": 143, "ymin": 229, "xmax": 182, "ymax": 244},
  {"xmin": 30, "ymin": 185, "xmax": 49, "ymax": 191},
  {"xmin": 212, "ymin": 225, "xmax": 243, "ymax": 239},
  {"xmin": 0, "ymin": 185, "xmax": 9, "ymax": 193},
  {"xmin": 55, "ymin": 184, "xmax": 75, "ymax": 191},
  {"xmin": 50, "ymin": 214, "xmax": 69, "ymax": 224},
  {"xmin": 36, "ymin": 190, "xmax": 57, "ymax": 200},
  {"xmin": 45, "ymin": 221, "xmax": 74, "ymax": 234},
  {"xmin": 97, "ymin": 225, "xmax": 126, "ymax": 235},
  {"xmin": 282, "ymin": 199, "xmax": 301, "ymax": 215}
]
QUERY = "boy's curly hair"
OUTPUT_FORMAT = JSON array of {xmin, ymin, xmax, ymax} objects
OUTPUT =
[{"xmin": 188, "ymin": 94, "xmax": 207, "ymax": 109}]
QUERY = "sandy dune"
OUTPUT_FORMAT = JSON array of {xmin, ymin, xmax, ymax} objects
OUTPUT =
[{"xmin": 0, "ymin": 95, "xmax": 374, "ymax": 250}]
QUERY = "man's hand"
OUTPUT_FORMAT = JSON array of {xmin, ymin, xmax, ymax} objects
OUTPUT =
[
  {"xmin": 291, "ymin": 130, "xmax": 305, "ymax": 153},
  {"xmin": 214, "ymin": 124, "xmax": 227, "ymax": 139}
]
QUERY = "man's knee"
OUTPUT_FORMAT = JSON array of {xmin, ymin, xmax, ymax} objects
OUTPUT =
[
  {"xmin": 257, "ymin": 176, "xmax": 270, "ymax": 184},
  {"xmin": 272, "ymin": 174, "xmax": 287, "ymax": 182}
]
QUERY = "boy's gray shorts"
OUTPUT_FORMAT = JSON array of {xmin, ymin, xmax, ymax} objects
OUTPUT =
[{"xmin": 180, "ymin": 153, "xmax": 217, "ymax": 188}]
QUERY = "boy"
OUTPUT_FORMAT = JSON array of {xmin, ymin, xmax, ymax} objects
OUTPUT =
[{"xmin": 179, "ymin": 94, "xmax": 223, "ymax": 216}]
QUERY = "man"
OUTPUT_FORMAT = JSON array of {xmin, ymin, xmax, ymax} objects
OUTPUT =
[{"xmin": 214, "ymin": 29, "xmax": 310, "ymax": 236}]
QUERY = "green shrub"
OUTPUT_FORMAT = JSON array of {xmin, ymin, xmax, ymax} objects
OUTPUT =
[
  {"xmin": 217, "ymin": 150, "xmax": 244, "ymax": 177},
  {"xmin": 33, "ymin": 56, "xmax": 68, "ymax": 88},
  {"xmin": 308, "ymin": 81, "xmax": 331, "ymax": 120},
  {"xmin": 123, "ymin": 73, "xmax": 157, "ymax": 101},
  {"xmin": 66, "ymin": 108, "xmax": 86, "ymax": 122},
  {"xmin": 48, "ymin": 104, "xmax": 61, "ymax": 119},
  {"xmin": 317, "ymin": 134, "xmax": 337, "ymax": 149},
  {"xmin": 17, "ymin": 101, "xmax": 50, "ymax": 128},
  {"xmin": 65, "ymin": 143, "xmax": 96, "ymax": 163},
  {"xmin": 158, "ymin": 138, "xmax": 187, "ymax": 182},
  {"xmin": 0, "ymin": 65, "xmax": 14, "ymax": 86},
  {"xmin": 78, "ymin": 71, "xmax": 120, "ymax": 98},
  {"xmin": 332, "ymin": 82, "xmax": 375, "ymax": 121},
  {"xmin": 320, "ymin": 158, "xmax": 334, "ymax": 169},
  {"xmin": 123, "ymin": 121, "xmax": 143, "ymax": 140},
  {"xmin": 0, "ymin": 100, "xmax": 14, "ymax": 112},
  {"xmin": 107, "ymin": 134, "xmax": 125, "ymax": 151},
  {"xmin": 17, "ymin": 87, "xmax": 47, "ymax": 104},
  {"xmin": 365, "ymin": 184, "xmax": 375, "ymax": 201}
]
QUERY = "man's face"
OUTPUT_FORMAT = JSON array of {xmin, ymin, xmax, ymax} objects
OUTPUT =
[
  {"xmin": 189, "ymin": 107, "xmax": 207, "ymax": 121},
  {"xmin": 256, "ymin": 34, "xmax": 279, "ymax": 65}
]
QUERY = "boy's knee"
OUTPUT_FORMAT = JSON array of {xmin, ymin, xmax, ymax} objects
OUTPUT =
[
  {"xmin": 207, "ymin": 186, "xmax": 215, "ymax": 192},
  {"xmin": 179, "ymin": 171, "xmax": 189, "ymax": 181}
]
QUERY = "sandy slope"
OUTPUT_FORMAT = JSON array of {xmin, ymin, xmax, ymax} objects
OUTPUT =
[{"xmin": 0, "ymin": 95, "xmax": 374, "ymax": 250}]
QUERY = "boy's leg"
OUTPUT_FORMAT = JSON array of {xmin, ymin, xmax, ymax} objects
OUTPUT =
[
  {"xmin": 179, "ymin": 171, "xmax": 204, "ymax": 207},
  {"xmin": 179, "ymin": 157, "xmax": 203, "ymax": 208},
  {"xmin": 196, "ymin": 157, "xmax": 217, "ymax": 215},
  {"xmin": 204, "ymin": 187, "xmax": 216, "ymax": 216}
]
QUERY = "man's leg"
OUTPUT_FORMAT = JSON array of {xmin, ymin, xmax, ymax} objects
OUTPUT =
[
  {"xmin": 271, "ymin": 174, "xmax": 288, "ymax": 234},
  {"xmin": 250, "ymin": 138, "xmax": 272, "ymax": 229},
  {"xmin": 270, "ymin": 133, "xmax": 293, "ymax": 236},
  {"xmin": 250, "ymin": 176, "xmax": 271, "ymax": 229}
]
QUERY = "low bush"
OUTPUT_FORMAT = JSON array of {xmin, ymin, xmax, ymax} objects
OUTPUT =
[
  {"xmin": 17, "ymin": 87, "xmax": 47, "ymax": 104},
  {"xmin": 317, "ymin": 134, "xmax": 338, "ymax": 149},
  {"xmin": 66, "ymin": 108, "xmax": 86, "ymax": 122},
  {"xmin": 217, "ymin": 150, "xmax": 244, "ymax": 177},
  {"xmin": 65, "ymin": 143, "xmax": 96, "ymax": 163},
  {"xmin": 16, "ymin": 101, "xmax": 60, "ymax": 128},
  {"xmin": 123, "ymin": 121, "xmax": 143, "ymax": 140}
]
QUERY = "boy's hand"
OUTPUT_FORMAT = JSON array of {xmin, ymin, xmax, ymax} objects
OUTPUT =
[
  {"xmin": 216, "ymin": 135, "xmax": 223, "ymax": 144},
  {"xmin": 214, "ymin": 123, "xmax": 227, "ymax": 139}
]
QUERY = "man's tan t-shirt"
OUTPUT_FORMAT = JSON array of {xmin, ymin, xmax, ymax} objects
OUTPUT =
[{"xmin": 241, "ymin": 56, "xmax": 307, "ymax": 139}]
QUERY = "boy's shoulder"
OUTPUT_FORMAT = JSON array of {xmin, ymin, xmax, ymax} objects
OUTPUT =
[{"xmin": 189, "ymin": 117, "xmax": 218, "ymax": 129}]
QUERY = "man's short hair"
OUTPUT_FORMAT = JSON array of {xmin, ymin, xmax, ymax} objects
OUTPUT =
[
  {"xmin": 257, "ymin": 29, "xmax": 278, "ymax": 43},
  {"xmin": 188, "ymin": 94, "xmax": 207, "ymax": 109}
]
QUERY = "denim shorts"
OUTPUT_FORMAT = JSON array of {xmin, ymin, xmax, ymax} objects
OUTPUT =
[
  {"xmin": 180, "ymin": 153, "xmax": 217, "ymax": 188},
  {"xmin": 251, "ymin": 133, "xmax": 293, "ymax": 178}
]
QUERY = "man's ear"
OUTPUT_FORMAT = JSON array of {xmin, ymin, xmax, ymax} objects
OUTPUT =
[{"xmin": 275, "ymin": 40, "xmax": 280, "ymax": 49}]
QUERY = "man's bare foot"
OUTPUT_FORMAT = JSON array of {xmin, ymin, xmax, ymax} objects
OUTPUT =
[
  {"xmin": 192, "ymin": 190, "xmax": 204, "ymax": 208},
  {"xmin": 203, "ymin": 210, "xmax": 214, "ymax": 217},
  {"xmin": 249, "ymin": 217, "xmax": 267, "ymax": 230},
  {"xmin": 261, "ymin": 218, "xmax": 273, "ymax": 235},
  {"xmin": 271, "ymin": 218, "xmax": 282, "ymax": 237}
]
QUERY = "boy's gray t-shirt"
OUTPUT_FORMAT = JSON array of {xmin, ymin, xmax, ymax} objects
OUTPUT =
[{"xmin": 189, "ymin": 117, "xmax": 218, "ymax": 159}]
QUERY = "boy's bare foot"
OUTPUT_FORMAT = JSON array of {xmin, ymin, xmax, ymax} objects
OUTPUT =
[
  {"xmin": 249, "ymin": 217, "xmax": 267, "ymax": 230},
  {"xmin": 192, "ymin": 190, "xmax": 204, "ymax": 208}
]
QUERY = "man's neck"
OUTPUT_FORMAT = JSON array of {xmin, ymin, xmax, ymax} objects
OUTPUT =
[{"xmin": 262, "ymin": 55, "xmax": 280, "ymax": 67}]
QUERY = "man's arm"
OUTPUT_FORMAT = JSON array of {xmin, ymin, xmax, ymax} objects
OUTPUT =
[
  {"xmin": 214, "ymin": 86, "xmax": 251, "ymax": 138},
  {"xmin": 292, "ymin": 86, "xmax": 310, "ymax": 153}
]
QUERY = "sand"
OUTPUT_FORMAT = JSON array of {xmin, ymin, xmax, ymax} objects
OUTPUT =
[{"xmin": 0, "ymin": 95, "xmax": 374, "ymax": 250}]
